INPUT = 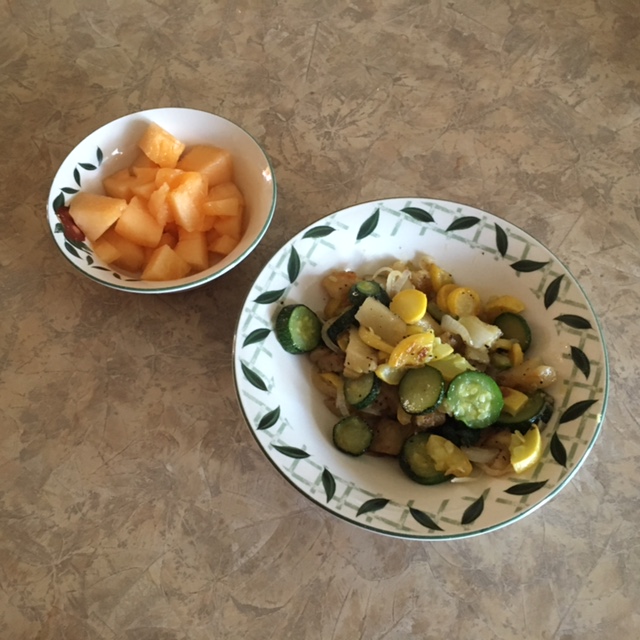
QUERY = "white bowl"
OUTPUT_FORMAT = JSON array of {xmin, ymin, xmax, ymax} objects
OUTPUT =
[
  {"xmin": 47, "ymin": 107, "xmax": 276, "ymax": 293},
  {"xmin": 233, "ymin": 197, "xmax": 609, "ymax": 540}
]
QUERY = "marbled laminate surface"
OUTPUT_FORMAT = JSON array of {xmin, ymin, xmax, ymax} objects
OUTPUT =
[{"xmin": 1, "ymin": 0, "xmax": 639, "ymax": 638}]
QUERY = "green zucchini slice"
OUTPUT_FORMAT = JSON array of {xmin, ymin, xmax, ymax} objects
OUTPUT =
[
  {"xmin": 275, "ymin": 304, "xmax": 322, "ymax": 354},
  {"xmin": 333, "ymin": 416, "xmax": 374, "ymax": 456},
  {"xmin": 495, "ymin": 390, "xmax": 554, "ymax": 432},
  {"xmin": 343, "ymin": 372, "xmax": 381, "ymax": 410},
  {"xmin": 399, "ymin": 432, "xmax": 450, "ymax": 485},
  {"xmin": 398, "ymin": 365, "xmax": 445, "ymax": 415},
  {"xmin": 349, "ymin": 280, "xmax": 391, "ymax": 307},
  {"xmin": 494, "ymin": 312, "xmax": 532, "ymax": 352}
]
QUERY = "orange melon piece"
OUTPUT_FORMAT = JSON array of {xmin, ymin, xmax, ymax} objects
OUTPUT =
[
  {"xmin": 177, "ymin": 145, "xmax": 233, "ymax": 188},
  {"xmin": 207, "ymin": 181, "xmax": 244, "ymax": 204},
  {"xmin": 103, "ymin": 168, "xmax": 134, "ymax": 200},
  {"xmin": 138, "ymin": 122, "xmax": 185, "ymax": 168},
  {"xmin": 92, "ymin": 235, "xmax": 121, "ymax": 264},
  {"xmin": 142, "ymin": 244, "xmax": 191, "ymax": 281},
  {"xmin": 130, "ymin": 150, "xmax": 159, "ymax": 169},
  {"xmin": 168, "ymin": 172, "xmax": 207, "ymax": 232},
  {"xmin": 115, "ymin": 196, "xmax": 163, "ymax": 248},
  {"xmin": 148, "ymin": 183, "xmax": 172, "ymax": 226},
  {"xmin": 202, "ymin": 196, "xmax": 242, "ymax": 217},
  {"xmin": 158, "ymin": 232, "xmax": 177, "ymax": 249},
  {"xmin": 174, "ymin": 230, "xmax": 209, "ymax": 272},
  {"xmin": 69, "ymin": 192, "xmax": 127, "ymax": 242},
  {"xmin": 154, "ymin": 168, "xmax": 184, "ymax": 188},
  {"xmin": 213, "ymin": 211, "xmax": 243, "ymax": 239},
  {"xmin": 209, "ymin": 233, "xmax": 238, "ymax": 256},
  {"xmin": 101, "ymin": 228, "xmax": 146, "ymax": 272}
]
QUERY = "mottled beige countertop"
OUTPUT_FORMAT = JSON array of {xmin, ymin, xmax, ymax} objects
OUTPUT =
[{"xmin": 1, "ymin": 0, "xmax": 639, "ymax": 638}]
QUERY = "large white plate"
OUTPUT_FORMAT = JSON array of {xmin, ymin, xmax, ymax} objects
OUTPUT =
[{"xmin": 233, "ymin": 198, "xmax": 609, "ymax": 540}]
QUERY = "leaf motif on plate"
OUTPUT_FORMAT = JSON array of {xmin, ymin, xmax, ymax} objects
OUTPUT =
[
  {"xmin": 401, "ymin": 207, "xmax": 434, "ymax": 223},
  {"xmin": 544, "ymin": 275, "xmax": 564, "ymax": 309},
  {"xmin": 409, "ymin": 507, "xmax": 443, "ymax": 531},
  {"xmin": 504, "ymin": 480, "xmax": 548, "ymax": 495},
  {"xmin": 510, "ymin": 260, "xmax": 549, "ymax": 272},
  {"xmin": 79, "ymin": 162, "xmax": 97, "ymax": 171},
  {"xmin": 570, "ymin": 346, "xmax": 591, "ymax": 379},
  {"xmin": 254, "ymin": 288, "xmax": 286, "ymax": 304},
  {"xmin": 550, "ymin": 432, "xmax": 567, "ymax": 467},
  {"xmin": 554, "ymin": 314, "xmax": 593, "ymax": 330},
  {"xmin": 288, "ymin": 247, "xmax": 301, "ymax": 283},
  {"xmin": 240, "ymin": 362, "xmax": 268, "ymax": 391},
  {"xmin": 302, "ymin": 225, "xmax": 335, "ymax": 239},
  {"xmin": 356, "ymin": 498, "xmax": 390, "ymax": 517},
  {"xmin": 461, "ymin": 495, "xmax": 484, "ymax": 525},
  {"xmin": 272, "ymin": 444, "xmax": 310, "ymax": 459},
  {"xmin": 61, "ymin": 187, "xmax": 79, "ymax": 195},
  {"xmin": 64, "ymin": 241, "xmax": 80, "ymax": 258},
  {"xmin": 243, "ymin": 328, "xmax": 271, "ymax": 347},
  {"xmin": 86, "ymin": 255, "xmax": 94, "ymax": 265},
  {"xmin": 52, "ymin": 193, "xmax": 66, "ymax": 213},
  {"xmin": 357, "ymin": 208, "xmax": 380, "ymax": 240},
  {"xmin": 73, "ymin": 167, "xmax": 81, "ymax": 187},
  {"xmin": 257, "ymin": 406, "xmax": 280, "ymax": 430},
  {"xmin": 96, "ymin": 147, "xmax": 104, "ymax": 164},
  {"xmin": 446, "ymin": 216, "xmax": 480, "ymax": 232},
  {"xmin": 322, "ymin": 468, "xmax": 336, "ymax": 502},
  {"xmin": 559, "ymin": 399, "xmax": 598, "ymax": 424},
  {"xmin": 495, "ymin": 223, "xmax": 508, "ymax": 257}
]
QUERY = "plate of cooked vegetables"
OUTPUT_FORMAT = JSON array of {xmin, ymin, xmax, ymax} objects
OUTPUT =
[{"xmin": 233, "ymin": 198, "xmax": 608, "ymax": 540}]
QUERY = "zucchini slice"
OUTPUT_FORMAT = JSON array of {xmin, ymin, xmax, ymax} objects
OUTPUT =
[
  {"xmin": 349, "ymin": 280, "xmax": 391, "ymax": 307},
  {"xmin": 333, "ymin": 416, "xmax": 374, "ymax": 456},
  {"xmin": 325, "ymin": 306, "xmax": 359, "ymax": 345},
  {"xmin": 495, "ymin": 390, "xmax": 554, "ymax": 432},
  {"xmin": 398, "ymin": 365, "xmax": 445, "ymax": 415},
  {"xmin": 275, "ymin": 304, "xmax": 322, "ymax": 354},
  {"xmin": 343, "ymin": 372, "xmax": 381, "ymax": 410},
  {"xmin": 494, "ymin": 312, "xmax": 532, "ymax": 352},
  {"xmin": 399, "ymin": 432, "xmax": 450, "ymax": 485}
]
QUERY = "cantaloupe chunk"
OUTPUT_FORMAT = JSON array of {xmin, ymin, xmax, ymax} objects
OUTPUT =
[
  {"xmin": 174, "ymin": 229, "xmax": 209, "ymax": 272},
  {"xmin": 115, "ymin": 196, "xmax": 163, "ymax": 248},
  {"xmin": 176, "ymin": 145, "xmax": 233, "ymax": 188},
  {"xmin": 130, "ymin": 150, "xmax": 159, "ymax": 169},
  {"xmin": 158, "ymin": 232, "xmax": 177, "ymax": 249},
  {"xmin": 138, "ymin": 122, "xmax": 185, "ymax": 168},
  {"xmin": 147, "ymin": 183, "xmax": 172, "ymax": 226},
  {"xmin": 168, "ymin": 172, "xmax": 207, "ymax": 232},
  {"xmin": 103, "ymin": 169, "xmax": 134, "ymax": 200},
  {"xmin": 209, "ymin": 233, "xmax": 238, "ymax": 256},
  {"xmin": 213, "ymin": 211, "xmax": 243, "ymax": 239},
  {"xmin": 101, "ymin": 228, "xmax": 146, "ymax": 272},
  {"xmin": 142, "ymin": 244, "xmax": 191, "ymax": 281},
  {"xmin": 130, "ymin": 181, "xmax": 157, "ymax": 200},
  {"xmin": 207, "ymin": 181, "xmax": 245, "ymax": 204},
  {"xmin": 92, "ymin": 236, "xmax": 121, "ymax": 264},
  {"xmin": 69, "ymin": 192, "xmax": 127, "ymax": 242},
  {"xmin": 155, "ymin": 168, "xmax": 184, "ymax": 188},
  {"xmin": 202, "ymin": 196, "xmax": 242, "ymax": 217}
]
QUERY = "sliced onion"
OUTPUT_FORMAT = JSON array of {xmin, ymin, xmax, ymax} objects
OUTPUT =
[
  {"xmin": 321, "ymin": 318, "xmax": 342, "ymax": 353},
  {"xmin": 460, "ymin": 446, "xmax": 499, "ymax": 464}
]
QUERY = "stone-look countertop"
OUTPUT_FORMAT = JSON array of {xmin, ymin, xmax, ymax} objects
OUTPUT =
[{"xmin": 1, "ymin": 1, "xmax": 638, "ymax": 638}]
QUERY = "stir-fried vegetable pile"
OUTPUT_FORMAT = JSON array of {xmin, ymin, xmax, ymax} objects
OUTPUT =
[{"xmin": 275, "ymin": 254, "xmax": 557, "ymax": 484}]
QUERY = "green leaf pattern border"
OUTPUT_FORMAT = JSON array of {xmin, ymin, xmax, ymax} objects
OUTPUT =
[{"xmin": 234, "ymin": 199, "xmax": 608, "ymax": 540}]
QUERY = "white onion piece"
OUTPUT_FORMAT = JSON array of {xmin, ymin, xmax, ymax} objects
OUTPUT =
[{"xmin": 460, "ymin": 446, "xmax": 500, "ymax": 464}]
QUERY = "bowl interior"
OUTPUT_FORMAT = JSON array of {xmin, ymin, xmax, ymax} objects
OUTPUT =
[{"xmin": 48, "ymin": 107, "xmax": 276, "ymax": 293}]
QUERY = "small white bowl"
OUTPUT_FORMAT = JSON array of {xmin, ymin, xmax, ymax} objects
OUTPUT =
[{"xmin": 47, "ymin": 107, "xmax": 277, "ymax": 293}]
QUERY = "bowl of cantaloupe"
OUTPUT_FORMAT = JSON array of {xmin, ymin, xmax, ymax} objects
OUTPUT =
[{"xmin": 47, "ymin": 107, "xmax": 277, "ymax": 293}]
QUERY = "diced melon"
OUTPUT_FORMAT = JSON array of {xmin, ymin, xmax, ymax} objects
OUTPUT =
[
  {"xmin": 196, "ymin": 213, "xmax": 218, "ymax": 232},
  {"xmin": 142, "ymin": 244, "xmax": 191, "ymax": 281},
  {"xmin": 92, "ymin": 236, "xmax": 121, "ymax": 264},
  {"xmin": 130, "ymin": 150, "xmax": 159, "ymax": 169},
  {"xmin": 158, "ymin": 232, "xmax": 177, "ymax": 249},
  {"xmin": 103, "ymin": 168, "xmax": 134, "ymax": 200},
  {"xmin": 138, "ymin": 122, "xmax": 186, "ymax": 168},
  {"xmin": 154, "ymin": 168, "xmax": 184, "ymax": 188},
  {"xmin": 69, "ymin": 192, "xmax": 127, "ymax": 242},
  {"xmin": 131, "ymin": 166, "xmax": 159, "ymax": 182},
  {"xmin": 168, "ymin": 172, "xmax": 207, "ymax": 232},
  {"xmin": 213, "ymin": 211, "xmax": 243, "ymax": 239},
  {"xmin": 209, "ymin": 233, "xmax": 238, "ymax": 256},
  {"xmin": 174, "ymin": 230, "xmax": 209, "ymax": 272},
  {"xmin": 176, "ymin": 145, "xmax": 233, "ymax": 188},
  {"xmin": 202, "ymin": 196, "xmax": 242, "ymax": 217},
  {"xmin": 130, "ymin": 181, "xmax": 157, "ymax": 200},
  {"xmin": 115, "ymin": 196, "xmax": 163, "ymax": 248},
  {"xmin": 101, "ymin": 228, "xmax": 146, "ymax": 272},
  {"xmin": 208, "ymin": 181, "xmax": 244, "ymax": 204},
  {"xmin": 148, "ymin": 183, "xmax": 173, "ymax": 226}
]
